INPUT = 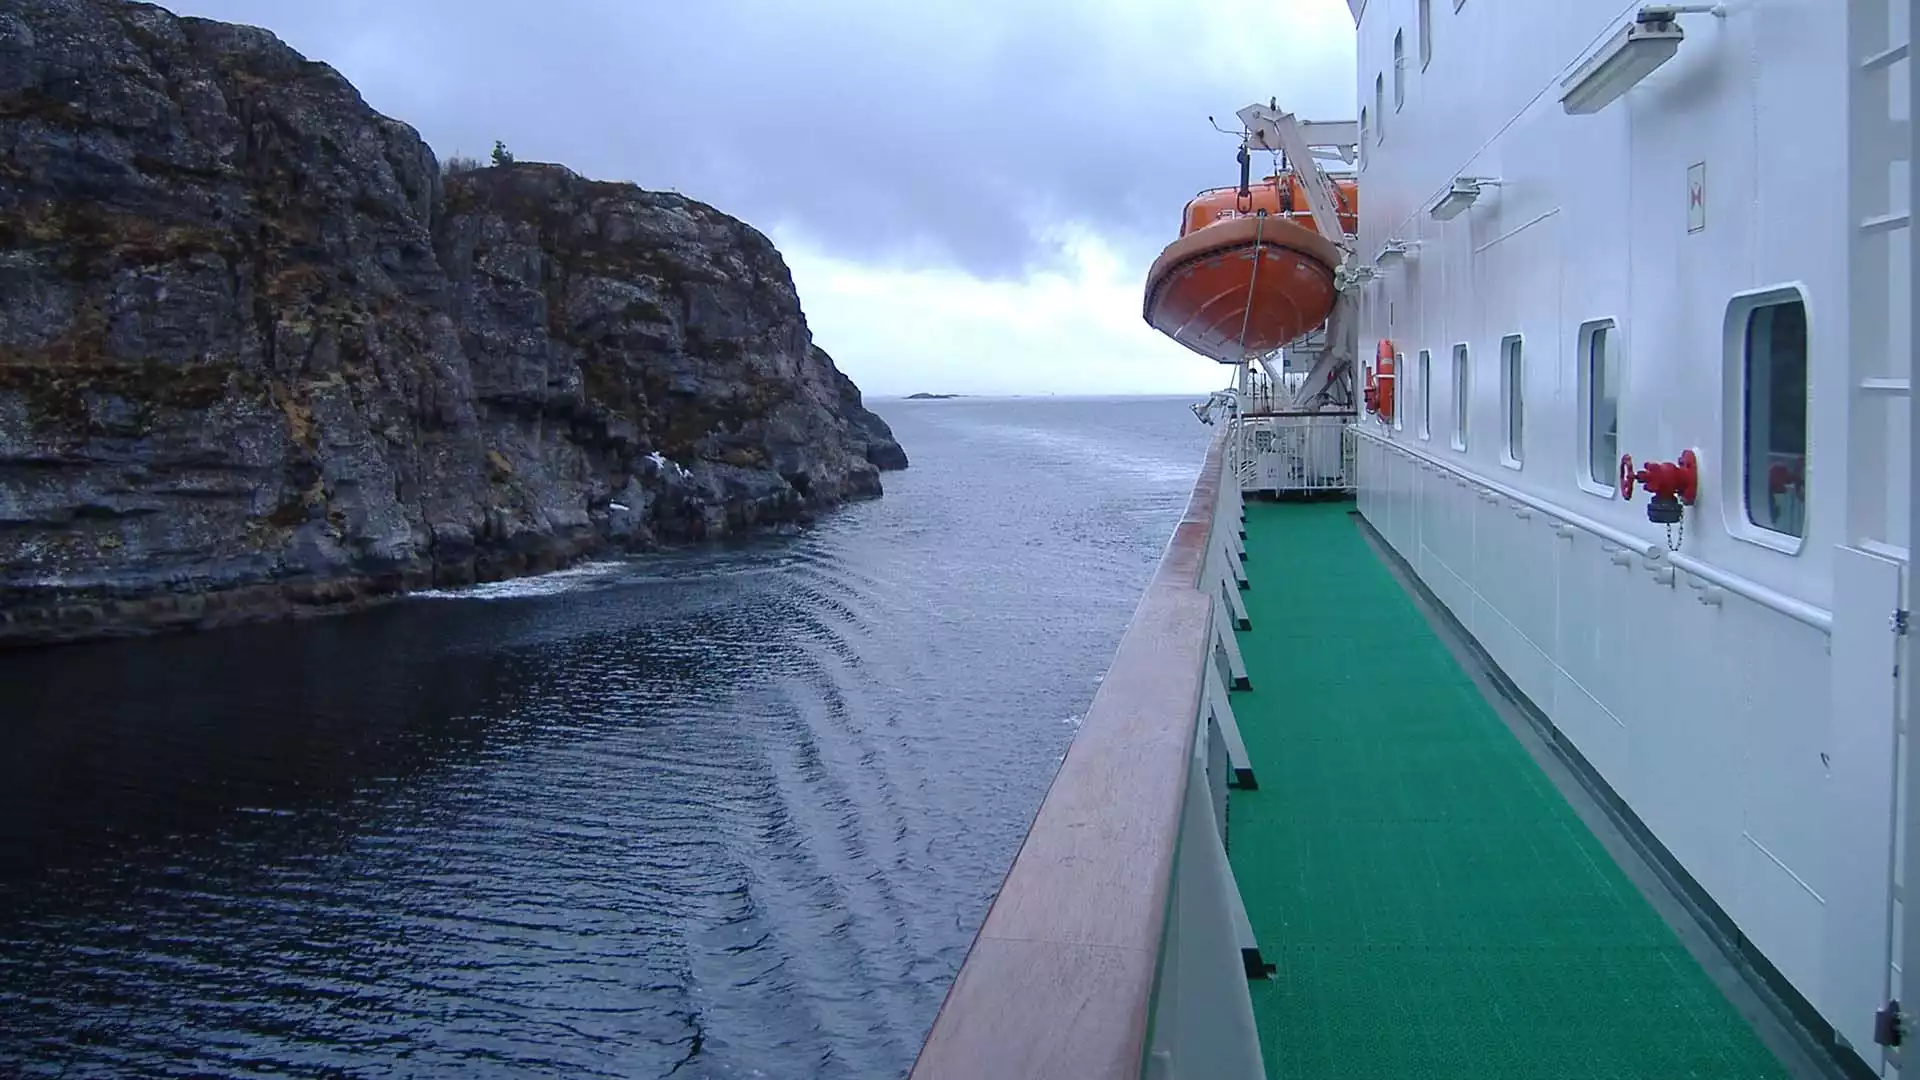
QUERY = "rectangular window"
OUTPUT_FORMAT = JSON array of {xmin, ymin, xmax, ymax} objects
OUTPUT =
[
  {"xmin": 1393, "ymin": 352, "xmax": 1405, "ymax": 430},
  {"xmin": 1419, "ymin": 0, "xmax": 1433, "ymax": 69},
  {"xmin": 1418, "ymin": 349, "xmax": 1432, "ymax": 439},
  {"xmin": 1580, "ymin": 321, "xmax": 1620, "ymax": 489},
  {"xmin": 1451, "ymin": 343, "xmax": 1468, "ymax": 449},
  {"xmin": 1375, "ymin": 75, "xmax": 1386, "ymax": 141},
  {"xmin": 1743, "ymin": 297, "xmax": 1808, "ymax": 537},
  {"xmin": 1393, "ymin": 33, "xmax": 1406, "ymax": 110},
  {"xmin": 1359, "ymin": 108, "xmax": 1370, "ymax": 169},
  {"xmin": 1501, "ymin": 335, "xmax": 1523, "ymax": 466}
]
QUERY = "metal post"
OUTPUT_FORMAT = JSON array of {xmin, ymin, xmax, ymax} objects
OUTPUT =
[
  {"xmin": 1206, "ymin": 661, "xmax": 1257, "ymax": 789},
  {"xmin": 1224, "ymin": 533, "xmax": 1249, "ymax": 589},
  {"xmin": 1224, "ymin": 572, "xmax": 1251, "ymax": 630},
  {"xmin": 1210, "ymin": 583, "xmax": 1252, "ymax": 691},
  {"xmin": 1903, "ymin": 0, "xmax": 1920, "ymax": 1052},
  {"xmin": 1141, "ymin": 727, "xmax": 1268, "ymax": 1080}
]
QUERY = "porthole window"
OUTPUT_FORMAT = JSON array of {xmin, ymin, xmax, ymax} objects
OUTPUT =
[
  {"xmin": 1500, "ymin": 335, "xmax": 1523, "ymax": 467},
  {"xmin": 1419, "ymin": 0, "xmax": 1433, "ymax": 69},
  {"xmin": 1451, "ymin": 343, "xmax": 1468, "ymax": 450},
  {"xmin": 1742, "ymin": 297, "xmax": 1808, "ymax": 537},
  {"xmin": 1393, "ymin": 32, "xmax": 1406, "ymax": 111},
  {"xmin": 1578, "ymin": 320, "xmax": 1620, "ymax": 491},
  {"xmin": 1393, "ymin": 353, "xmax": 1405, "ymax": 431},
  {"xmin": 1418, "ymin": 349, "xmax": 1433, "ymax": 439}
]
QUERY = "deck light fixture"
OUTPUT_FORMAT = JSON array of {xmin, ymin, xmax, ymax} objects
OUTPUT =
[
  {"xmin": 1376, "ymin": 239, "xmax": 1412, "ymax": 266},
  {"xmin": 1560, "ymin": 5, "xmax": 1726, "ymax": 115},
  {"xmin": 1427, "ymin": 179, "xmax": 1496, "ymax": 222}
]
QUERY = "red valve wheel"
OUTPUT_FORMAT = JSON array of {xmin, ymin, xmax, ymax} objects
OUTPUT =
[
  {"xmin": 1675, "ymin": 449, "xmax": 1699, "ymax": 505},
  {"xmin": 1618, "ymin": 453, "xmax": 1636, "ymax": 500}
]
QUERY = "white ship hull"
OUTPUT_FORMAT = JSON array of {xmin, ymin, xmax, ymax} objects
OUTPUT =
[{"xmin": 1350, "ymin": 0, "xmax": 1916, "ymax": 1069}]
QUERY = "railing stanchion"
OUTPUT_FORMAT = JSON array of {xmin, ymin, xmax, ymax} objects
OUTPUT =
[
  {"xmin": 1204, "ymin": 662, "xmax": 1256, "ymax": 788},
  {"xmin": 1224, "ymin": 574, "xmax": 1251, "ymax": 631},
  {"xmin": 1142, "ymin": 727, "xmax": 1267, "ymax": 1080}
]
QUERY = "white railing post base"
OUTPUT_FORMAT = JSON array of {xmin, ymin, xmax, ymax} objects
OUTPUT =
[
  {"xmin": 1212, "ymin": 595, "xmax": 1252, "ymax": 691},
  {"xmin": 1205, "ymin": 662, "xmax": 1257, "ymax": 789},
  {"xmin": 1225, "ymin": 575, "xmax": 1251, "ymax": 631}
]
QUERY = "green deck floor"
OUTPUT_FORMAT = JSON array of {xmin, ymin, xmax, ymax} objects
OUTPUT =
[{"xmin": 1227, "ymin": 500, "xmax": 1791, "ymax": 1080}]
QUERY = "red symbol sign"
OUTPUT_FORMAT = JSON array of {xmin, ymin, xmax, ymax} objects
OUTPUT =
[{"xmin": 1687, "ymin": 163, "xmax": 1706, "ymax": 233}]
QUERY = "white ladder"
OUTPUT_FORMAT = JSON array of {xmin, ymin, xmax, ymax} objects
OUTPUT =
[
  {"xmin": 1851, "ymin": 2, "xmax": 1914, "ymax": 1075},
  {"xmin": 1850, "ymin": 0, "xmax": 1912, "ymax": 552}
]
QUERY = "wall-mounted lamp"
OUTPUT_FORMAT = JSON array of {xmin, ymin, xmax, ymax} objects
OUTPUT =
[
  {"xmin": 1560, "ymin": 5, "xmax": 1725, "ymax": 116},
  {"xmin": 1376, "ymin": 239, "xmax": 1412, "ymax": 266},
  {"xmin": 1427, "ymin": 178, "xmax": 1497, "ymax": 222}
]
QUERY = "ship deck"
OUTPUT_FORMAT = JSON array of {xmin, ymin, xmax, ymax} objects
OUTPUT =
[{"xmin": 1227, "ymin": 499, "xmax": 1800, "ymax": 1079}]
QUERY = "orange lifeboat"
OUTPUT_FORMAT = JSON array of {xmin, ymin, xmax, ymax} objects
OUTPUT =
[{"xmin": 1143, "ymin": 167, "xmax": 1357, "ymax": 363}]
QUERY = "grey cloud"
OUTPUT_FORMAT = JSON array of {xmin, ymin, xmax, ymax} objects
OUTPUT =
[{"xmin": 158, "ymin": 0, "xmax": 1356, "ymax": 279}]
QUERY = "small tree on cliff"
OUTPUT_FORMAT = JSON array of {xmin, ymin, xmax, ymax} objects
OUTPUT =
[{"xmin": 490, "ymin": 140, "xmax": 515, "ymax": 167}]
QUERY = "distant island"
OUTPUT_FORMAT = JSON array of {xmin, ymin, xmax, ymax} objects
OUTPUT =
[{"xmin": 905, "ymin": 393, "xmax": 964, "ymax": 400}]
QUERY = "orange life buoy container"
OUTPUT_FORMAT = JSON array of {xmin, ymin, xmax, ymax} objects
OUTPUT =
[{"xmin": 1364, "ymin": 339, "xmax": 1397, "ymax": 422}]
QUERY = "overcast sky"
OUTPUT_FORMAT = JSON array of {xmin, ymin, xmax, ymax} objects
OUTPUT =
[{"xmin": 160, "ymin": 0, "xmax": 1357, "ymax": 396}]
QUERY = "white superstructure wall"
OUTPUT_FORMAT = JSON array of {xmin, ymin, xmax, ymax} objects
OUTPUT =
[{"xmin": 1349, "ymin": 0, "xmax": 1911, "ymax": 1067}]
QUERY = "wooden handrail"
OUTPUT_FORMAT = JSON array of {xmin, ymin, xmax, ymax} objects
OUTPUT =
[{"xmin": 908, "ymin": 432, "xmax": 1226, "ymax": 1079}]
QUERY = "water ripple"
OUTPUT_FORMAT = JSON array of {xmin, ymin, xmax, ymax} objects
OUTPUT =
[{"xmin": 0, "ymin": 397, "xmax": 1212, "ymax": 1079}]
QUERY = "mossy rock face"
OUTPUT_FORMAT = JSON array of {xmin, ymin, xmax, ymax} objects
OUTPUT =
[{"xmin": 0, "ymin": 0, "xmax": 909, "ymax": 647}]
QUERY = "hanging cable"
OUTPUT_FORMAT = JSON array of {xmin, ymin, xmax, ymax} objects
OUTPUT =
[{"xmin": 1235, "ymin": 213, "xmax": 1267, "ymax": 359}]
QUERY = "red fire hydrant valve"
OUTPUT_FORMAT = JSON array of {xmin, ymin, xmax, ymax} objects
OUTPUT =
[
  {"xmin": 1620, "ymin": 450, "xmax": 1698, "ymax": 504},
  {"xmin": 1619, "ymin": 450, "xmax": 1700, "ymax": 533}
]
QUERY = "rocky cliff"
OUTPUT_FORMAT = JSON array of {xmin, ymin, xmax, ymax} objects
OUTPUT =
[{"xmin": 0, "ymin": 0, "xmax": 906, "ymax": 647}]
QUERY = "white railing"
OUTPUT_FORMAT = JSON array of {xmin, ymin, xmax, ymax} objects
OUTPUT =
[
  {"xmin": 1350, "ymin": 426, "xmax": 1834, "ymax": 634},
  {"xmin": 1149, "ymin": 434, "xmax": 1262, "ymax": 1079},
  {"xmin": 911, "ymin": 425, "xmax": 1266, "ymax": 1080},
  {"xmin": 1241, "ymin": 413, "xmax": 1357, "ymax": 493}
]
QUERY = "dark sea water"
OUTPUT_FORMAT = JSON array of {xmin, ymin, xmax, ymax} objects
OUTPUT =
[{"xmin": 0, "ymin": 396, "xmax": 1214, "ymax": 1080}]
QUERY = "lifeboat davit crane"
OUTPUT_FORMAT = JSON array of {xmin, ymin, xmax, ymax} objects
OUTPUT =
[{"xmin": 1145, "ymin": 102, "xmax": 1365, "ymax": 411}]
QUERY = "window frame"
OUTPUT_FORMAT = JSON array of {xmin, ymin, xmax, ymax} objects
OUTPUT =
[
  {"xmin": 1499, "ymin": 333, "xmax": 1524, "ymax": 470},
  {"xmin": 1375, "ymin": 75, "xmax": 1386, "ymax": 142},
  {"xmin": 1359, "ymin": 107, "xmax": 1370, "ymax": 169},
  {"xmin": 1393, "ymin": 32, "xmax": 1407, "ymax": 111},
  {"xmin": 1419, "ymin": 0, "xmax": 1433, "ymax": 70},
  {"xmin": 1450, "ymin": 343, "xmax": 1469, "ymax": 451},
  {"xmin": 1418, "ymin": 349, "xmax": 1433, "ymax": 440},
  {"xmin": 1393, "ymin": 351, "xmax": 1405, "ymax": 431},
  {"xmin": 1723, "ymin": 285, "xmax": 1811, "ymax": 554},
  {"xmin": 1575, "ymin": 319, "xmax": 1621, "ymax": 499}
]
